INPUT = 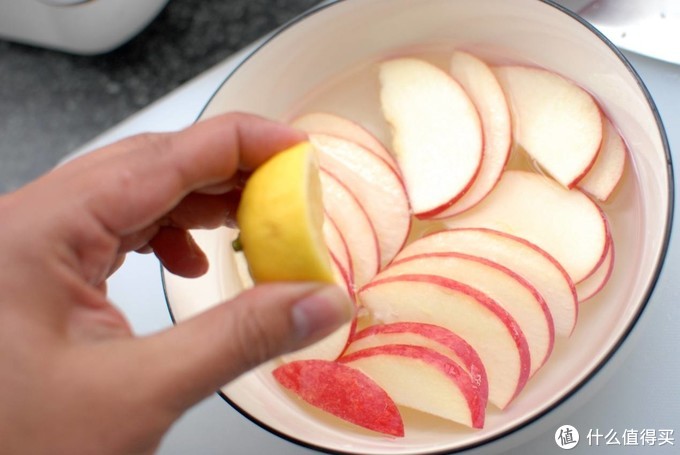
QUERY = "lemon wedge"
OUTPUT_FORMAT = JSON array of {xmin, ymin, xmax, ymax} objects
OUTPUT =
[{"xmin": 236, "ymin": 141, "xmax": 335, "ymax": 283}]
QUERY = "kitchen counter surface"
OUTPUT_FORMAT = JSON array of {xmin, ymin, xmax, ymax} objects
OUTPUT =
[{"xmin": 0, "ymin": 0, "xmax": 320, "ymax": 193}]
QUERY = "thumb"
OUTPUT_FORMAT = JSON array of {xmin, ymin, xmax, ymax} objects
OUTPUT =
[{"xmin": 136, "ymin": 282, "xmax": 353, "ymax": 413}]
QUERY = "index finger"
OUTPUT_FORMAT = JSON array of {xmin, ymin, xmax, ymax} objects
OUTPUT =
[{"xmin": 53, "ymin": 113, "xmax": 307, "ymax": 236}]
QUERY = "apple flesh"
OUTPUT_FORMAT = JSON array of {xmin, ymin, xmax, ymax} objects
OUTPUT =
[
  {"xmin": 359, "ymin": 274, "xmax": 530, "ymax": 409},
  {"xmin": 340, "ymin": 344, "xmax": 486, "ymax": 429},
  {"xmin": 379, "ymin": 57, "xmax": 483, "ymax": 218},
  {"xmin": 394, "ymin": 227, "xmax": 578, "ymax": 337},
  {"xmin": 320, "ymin": 169, "xmax": 380, "ymax": 286},
  {"xmin": 291, "ymin": 112, "xmax": 399, "ymax": 173},
  {"xmin": 312, "ymin": 133, "xmax": 411, "ymax": 267},
  {"xmin": 443, "ymin": 170, "xmax": 608, "ymax": 284},
  {"xmin": 273, "ymin": 359, "xmax": 404, "ymax": 437},
  {"xmin": 381, "ymin": 253, "xmax": 554, "ymax": 376},
  {"xmin": 346, "ymin": 322, "xmax": 488, "ymax": 399},
  {"xmin": 577, "ymin": 236, "xmax": 615, "ymax": 302},
  {"xmin": 494, "ymin": 65, "xmax": 602, "ymax": 188},
  {"xmin": 322, "ymin": 214, "xmax": 353, "ymax": 283},
  {"xmin": 433, "ymin": 51, "xmax": 512, "ymax": 218},
  {"xmin": 273, "ymin": 50, "xmax": 628, "ymax": 434},
  {"xmin": 578, "ymin": 116, "xmax": 627, "ymax": 201}
]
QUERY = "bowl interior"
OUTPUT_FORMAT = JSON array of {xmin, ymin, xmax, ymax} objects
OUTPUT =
[{"xmin": 163, "ymin": 0, "xmax": 671, "ymax": 453}]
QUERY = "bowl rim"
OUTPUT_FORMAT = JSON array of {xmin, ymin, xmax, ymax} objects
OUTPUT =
[{"xmin": 162, "ymin": 0, "xmax": 675, "ymax": 453}]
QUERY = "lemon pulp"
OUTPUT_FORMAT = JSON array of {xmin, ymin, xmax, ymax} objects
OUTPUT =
[{"xmin": 236, "ymin": 141, "xmax": 334, "ymax": 283}]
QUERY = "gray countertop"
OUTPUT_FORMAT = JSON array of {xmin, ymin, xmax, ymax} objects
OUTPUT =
[{"xmin": 0, "ymin": 0, "xmax": 321, "ymax": 193}]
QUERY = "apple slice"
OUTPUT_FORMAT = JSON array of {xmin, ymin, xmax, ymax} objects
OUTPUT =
[
  {"xmin": 379, "ymin": 57, "xmax": 483, "ymax": 218},
  {"xmin": 443, "ymin": 170, "xmax": 608, "ymax": 284},
  {"xmin": 432, "ymin": 51, "xmax": 511, "ymax": 218},
  {"xmin": 322, "ymin": 214, "xmax": 353, "ymax": 282},
  {"xmin": 577, "ymin": 236, "xmax": 615, "ymax": 302},
  {"xmin": 346, "ymin": 322, "xmax": 488, "ymax": 400},
  {"xmin": 577, "ymin": 116, "xmax": 627, "ymax": 201},
  {"xmin": 312, "ymin": 134, "xmax": 411, "ymax": 267},
  {"xmin": 282, "ymin": 255, "xmax": 356, "ymax": 362},
  {"xmin": 395, "ymin": 228, "xmax": 578, "ymax": 337},
  {"xmin": 494, "ymin": 65, "xmax": 602, "ymax": 188},
  {"xmin": 359, "ymin": 274, "xmax": 530, "ymax": 409},
  {"xmin": 320, "ymin": 169, "xmax": 379, "ymax": 286},
  {"xmin": 340, "ymin": 344, "xmax": 486, "ymax": 429},
  {"xmin": 273, "ymin": 359, "xmax": 404, "ymax": 437},
  {"xmin": 381, "ymin": 253, "xmax": 554, "ymax": 376},
  {"xmin": 291, "ymin": 112, "xmax": 399, "ymax": 173}
]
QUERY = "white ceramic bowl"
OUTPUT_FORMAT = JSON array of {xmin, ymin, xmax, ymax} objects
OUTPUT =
[{"xmin": 163, "ymin": 0, "xmax": 672, "ymax": 453}]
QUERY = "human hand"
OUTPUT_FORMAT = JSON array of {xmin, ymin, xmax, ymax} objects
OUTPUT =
[{"xmin": 0, "ymin": 113, "xmax": 352, "ymax": 454}]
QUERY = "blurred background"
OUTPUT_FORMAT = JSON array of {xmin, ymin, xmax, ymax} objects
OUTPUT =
[{"xmin": 0, "ymin": 0, "xmax": 321, "ymax": 193}]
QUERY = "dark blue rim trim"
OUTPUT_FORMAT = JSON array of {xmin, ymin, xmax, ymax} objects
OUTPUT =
[{"xmin": 162, "ymin": 0, "xmax": 675, "ymax": 453}]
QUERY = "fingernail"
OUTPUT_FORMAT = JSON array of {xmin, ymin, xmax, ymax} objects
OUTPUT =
[{"xmin": 291, "ymin": 285, "xmax": 354, "ymax": 342}]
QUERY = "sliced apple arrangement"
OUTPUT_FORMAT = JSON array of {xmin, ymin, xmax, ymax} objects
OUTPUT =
[{"xmin": 269, "ymin": 50, "xmax": 627, "ymax": 437}]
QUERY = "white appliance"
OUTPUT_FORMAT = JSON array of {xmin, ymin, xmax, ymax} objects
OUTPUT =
[{"xmin": 0, "ymin": 0, "xmax": 168, "ymax": 54}]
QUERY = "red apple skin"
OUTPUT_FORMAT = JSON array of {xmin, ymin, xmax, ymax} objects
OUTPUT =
[
  {"xmin": 577, "ymin": 115, "xmax": 627, "ymax": 201},
  {"xmin": 330, "ymin": 249, "xmax": 355, "ymax": 301},
  {"xmin": 575, "ymin": 201, "xmax": 611, "ymax": 284},
  {"xmin": 329, "ymin": 252, "xmax": 359, "ymax": 358},
  {"xmin": 401, "ymin": 227, "xmax": 578, "ymax": 336},
  {"xmin": 567, "ymin": 128, "xmax": 602, "ymax": 189},
  {"xmin": 566, "ymin": 105, "xmax": 608, "ymax": 189},
  {"xmin": 339, "ymin": 344, "xmax": 486, "ymax": 429},
  {"xmin": 441, "ymin": 171, "xmax": 608, "ymax": 284},
  {"xmin": 320, "ymin": 167, "xmax": 382, "ymax": 277},
  {"xmin": 431, "ymin": 50, "xmax": 512, "ymax": 218},
  {"xmin": 350, "ymin": 322, "xmax": 488, "ymax": 399},
  {"xmin": 273, "ymin": 360, "xmax": 404, "ymax": 437},
  {"xmin": 414, "ymin": 167, "xmax": 481, "ymax": 220},
  {"xmin": 324, "ymin": 213, "xmax": 354, "ymax": 285},
  {"xmin": 390, "ymin": 251, "xmax": 555, "ymax": 373},
  {"xmin": 493, "ymin": 65, "xmax": 603, "ymax": 189},
  {"xmin": 379, "ymin": 58, "xmax": 483, "ymax": 219},
  {"xmin": 404, "ymin": 227, "xmax": 575, "ymax": 288},
  {"xmin": 291, "ymin": 112, "xmax": 400, "ymax": 173},
  {"xmin": 577, "ymin": 219, "xmax": 615, "ymax": 303},
  {"xmin": 314, "ymin": 135, "xmax": 412, "ymax": 267},
  {"xmin": 360, "ymin": 273, "xmax": 531, "ymax": 407}
]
